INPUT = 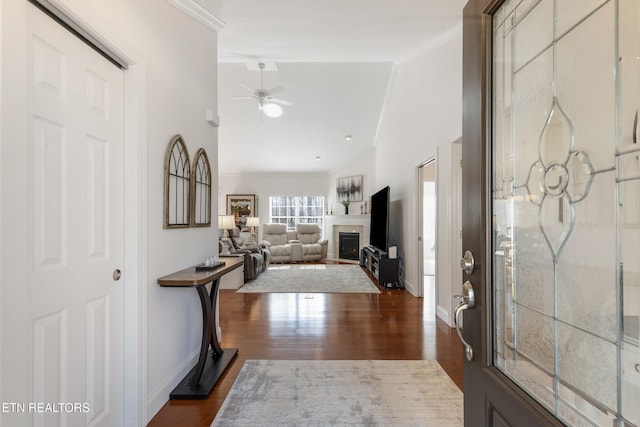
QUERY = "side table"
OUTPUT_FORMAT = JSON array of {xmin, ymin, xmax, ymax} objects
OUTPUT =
[{"xmin": 157, "ymin": 257, "xmax": 243, "ymax": 399}]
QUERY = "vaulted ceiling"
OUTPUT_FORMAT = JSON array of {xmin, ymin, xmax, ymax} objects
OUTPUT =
[{"xmin": 197, "ymin": 0, "xmax": 466, "ymax": 174}]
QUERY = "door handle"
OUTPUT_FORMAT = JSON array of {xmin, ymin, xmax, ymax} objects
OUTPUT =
[
  {"xmin": 454, "ymin": 280, "xmax": 475, "ymax": 361},
  {"xmin": 460, "ymin": 250, "xmax": 474, "ymax": 275}
]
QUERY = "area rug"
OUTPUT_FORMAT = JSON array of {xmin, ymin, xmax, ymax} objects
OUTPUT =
[
  {"xmin": 211, "ymin": 360, "xmax": 463, "ymax": 427},
  {"xmin": 236, "ymin": 264, "xmax": 380, "ymax": 294}
]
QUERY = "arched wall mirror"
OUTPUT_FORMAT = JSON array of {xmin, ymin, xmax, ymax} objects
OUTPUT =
[
  {"xmin": 164, "ymin": 134, "xmax": 191, "ymax": 228},
  {"xmin": 191, "ymin": 148, "xmax": 212, "ymax": 227}
]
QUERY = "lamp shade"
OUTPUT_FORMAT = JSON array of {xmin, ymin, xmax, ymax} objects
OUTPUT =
[
  {"xmin": 245, "ymin": 217, "xmax": 260, "ymax": 227},
  {"xmin": 218, "ymin": 215, "xmax": 235, "ymax": 230}
]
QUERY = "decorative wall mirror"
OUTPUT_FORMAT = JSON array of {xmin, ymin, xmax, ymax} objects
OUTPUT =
[
  {"xmin": 191, "ymin": 148, "xmax": 212, "ymax": 227},
  {"xmin": 164, "ymin": 134, "xmax": 191, "ymax": 228}
]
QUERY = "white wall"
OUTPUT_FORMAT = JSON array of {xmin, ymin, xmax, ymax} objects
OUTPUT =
[
  {"xmin": 374, "ymin": 30, "xmax": 462, "ymax": 324},
  {"xmin": 76, "ymin": 1, "xmax": 221, "ymax": 421}
]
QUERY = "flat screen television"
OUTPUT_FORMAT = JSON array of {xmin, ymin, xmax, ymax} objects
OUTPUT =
[{"xmin": 369, "ymin": 186, "xmax": 390, "ymax": 253}]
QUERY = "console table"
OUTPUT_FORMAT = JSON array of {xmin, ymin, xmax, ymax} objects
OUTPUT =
[{"xmin": 157, "ymin": 257, "xmax": 243, "ymax": 399}]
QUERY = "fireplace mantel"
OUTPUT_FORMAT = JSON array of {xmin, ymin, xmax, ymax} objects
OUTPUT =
[{"xmin": 323, "ymin": 215, "xmax": 370, "ymax": 260}]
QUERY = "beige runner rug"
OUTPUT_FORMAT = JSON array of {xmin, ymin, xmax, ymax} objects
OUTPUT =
[
  {"xmin": 212, "ymin": 360, "xmax": 463, "ymax": 426},
  {"xmin": 237, "ymin": 264, "xmax": 380, "ymax": 294}
]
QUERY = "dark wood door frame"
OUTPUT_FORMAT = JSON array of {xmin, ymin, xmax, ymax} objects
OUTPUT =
[{"xmin": 461, "ymin": 0, "xmax": 565, "ymax": 425}]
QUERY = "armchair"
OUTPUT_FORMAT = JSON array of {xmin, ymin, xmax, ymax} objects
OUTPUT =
[
  {"xmin": 294, "ymin": 224, "xmax": 328, "ymax": 261},
  {"xmin": 219, "ymin": 228, "xmax": 269, "ymax": 282}
]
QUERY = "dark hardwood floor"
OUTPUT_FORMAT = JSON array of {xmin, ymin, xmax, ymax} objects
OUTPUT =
[{"xmin": 148, "ymin": 269, "xmax": 463, "ymax": 426}]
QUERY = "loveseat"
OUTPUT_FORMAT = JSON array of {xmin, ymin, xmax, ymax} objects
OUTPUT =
[
  {"xmin": 219, "ymin": 228, "xmax": 270, "ymax": 282},
  {"xmin": 260, "ymin": 223, "xmax": 328, "ymax": 263}
]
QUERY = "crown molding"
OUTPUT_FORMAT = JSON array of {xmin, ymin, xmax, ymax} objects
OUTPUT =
[{"xmin": 166, "ymin": 0, "xmax": 225, "ymax": 32}]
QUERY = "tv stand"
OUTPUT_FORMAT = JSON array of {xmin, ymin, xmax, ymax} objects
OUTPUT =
[{"xmin": 360, "ymin": 246, "xmax": 401, "ymax": 288}]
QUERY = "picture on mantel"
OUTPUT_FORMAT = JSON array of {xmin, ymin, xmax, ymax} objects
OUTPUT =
[{"xmin": 336, "ymin": 175, "xmax": 363, "ymax": 202}]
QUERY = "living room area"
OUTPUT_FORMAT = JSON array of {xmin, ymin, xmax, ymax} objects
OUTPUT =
[{"xmin": 216, "ymin": 45, "xmax": 463, "ymax": 317}]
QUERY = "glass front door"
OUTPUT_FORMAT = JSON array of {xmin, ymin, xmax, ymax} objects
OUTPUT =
[{"xmin": 491, "ymin": 0, "xmax": 640, "ymax": 425}]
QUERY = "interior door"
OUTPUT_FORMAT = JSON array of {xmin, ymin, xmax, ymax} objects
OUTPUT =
[
  {"xmin": 461, "ymin": 0, "xmax": 640, "ymax": 425},
  {"xmin": 1, "ymin": 2, "xmax": 125, "ymax": 426}
]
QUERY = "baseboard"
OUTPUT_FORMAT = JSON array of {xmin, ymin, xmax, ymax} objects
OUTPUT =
[
  {"xmin": 403, "ymin": 280, "xmax": 418, "ymax": 297},
  {"xmin": 146, "ymin": 347, "xmax": 199, "ymax": 423},
  {"xmin": 437, "ymin": 305, "xmax": 453, "ymax": 327}
]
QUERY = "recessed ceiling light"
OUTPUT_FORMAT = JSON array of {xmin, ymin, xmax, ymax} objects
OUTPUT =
[
  {"xmin": 345, "ymin": 135, "xmax": 352, "ymax": 141},
  {"xmin": 315, "ymin": 156, "xmax": 321, "ymax": 161}
]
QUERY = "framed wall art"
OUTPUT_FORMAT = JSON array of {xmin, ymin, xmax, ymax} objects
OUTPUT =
[
  {"xmin": 336, "ymin": 175, "xmax": 363, "ymax": 202},
  {"xmin": 226, "ymin": 194, "xmax": 257, "ymax": 229}
]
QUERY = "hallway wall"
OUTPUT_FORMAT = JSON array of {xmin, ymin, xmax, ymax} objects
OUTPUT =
[{"xmin": 373, "ymin": 29, "xmax": 463, "ymax": 324}]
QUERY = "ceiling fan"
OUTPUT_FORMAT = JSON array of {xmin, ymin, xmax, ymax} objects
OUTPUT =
[{"xmin": 232, "ymin": 62, "xmax": 292, "ymax": 118}]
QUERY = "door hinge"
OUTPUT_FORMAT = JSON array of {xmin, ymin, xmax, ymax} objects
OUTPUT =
[{"xmin": 459, "ymin": 159, "xmax": 463, "ymax": 168}]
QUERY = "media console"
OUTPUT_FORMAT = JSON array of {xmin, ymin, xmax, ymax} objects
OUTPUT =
[{"xmin": 360, "ymin": 246, "xmax": 401, "ymax": 288}]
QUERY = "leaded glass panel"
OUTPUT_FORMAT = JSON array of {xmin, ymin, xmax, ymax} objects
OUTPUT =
[{"xmin": 492, "ymin": 0, "xmax": 639, "ymax": 424}]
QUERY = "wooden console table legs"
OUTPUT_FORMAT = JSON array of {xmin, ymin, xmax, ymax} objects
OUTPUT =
[
  {"xmin": 157, "ymin": 258, "xmax": 243, "ymax": 400},
  {"xmin": 171, "ymin": 278, "xmax": 238, "ymax": 399},
  {"xmin": 189, "ymin": 282, "xmax": 219, "ymax": 388}
]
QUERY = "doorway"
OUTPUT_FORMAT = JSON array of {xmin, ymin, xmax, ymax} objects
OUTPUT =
[
  {"xmin": 418, "ymin": 143, "xmax": 462, "ymax": 327},
  {"xmin": 419, "ymin": 160, "xmax": 437, "ymax": 319}
]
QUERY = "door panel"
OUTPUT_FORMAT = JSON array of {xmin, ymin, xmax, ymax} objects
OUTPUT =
[
  {"xmin": 1, "ymin": 2, "xmax": 125, "ymax": 426},
  {"xmin": 463, "ymin": 0, "xmax": 640, "ymax": 425}
]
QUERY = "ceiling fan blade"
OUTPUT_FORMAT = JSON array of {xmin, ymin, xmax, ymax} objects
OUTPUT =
[
  {"xmin": 269, "ymin": 97, "xmax": 292, "ymax": 106},
  {"xmin": 231, "ymin": 96, "xmax": 257, "ymax": 101},
  {"xmin": 266, "ymin": 85, "xmax": 285, "ymax": 96},
  {"xmin": 239, "ymin": 83, "xmax": 256, "ymax": 93}
]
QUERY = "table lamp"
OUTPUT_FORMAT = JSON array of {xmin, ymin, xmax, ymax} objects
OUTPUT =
[
  {"xmin": 218, "ymin": 215, "xmax": 236, "ymax": 255},
  {"xmin": 246, "ymin": 216, "xmax": 260, "ymax": 244}
]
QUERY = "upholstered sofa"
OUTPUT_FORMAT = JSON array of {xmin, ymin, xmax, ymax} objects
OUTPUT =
[
  {"xmin": 219, "ymin": 228, "xmax": 270, "ymax": 282},
  {"xmin": 260, "ymin": 223, "xmax": 328, "ymax": 263}
]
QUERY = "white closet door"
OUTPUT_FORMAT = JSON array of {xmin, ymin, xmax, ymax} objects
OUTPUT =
[{"xmin": 1, "ymin": 2, "xmax": 125, "ymax": 426}]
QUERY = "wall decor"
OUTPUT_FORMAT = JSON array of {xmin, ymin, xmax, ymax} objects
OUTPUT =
[
  {"xmin": 190, "ymin": 148, "xmax": 212, "ymax": 227},
  {"xmin": 164, "ymin": 134, "xmax": 191, "ymax": 228},
  {"xmin": 226, "ymin": 194, "xmax": 257, "ymax": 229},
  {"xmin": 336, "ymin": 175, "xmax": 363, "ymax": 202}
]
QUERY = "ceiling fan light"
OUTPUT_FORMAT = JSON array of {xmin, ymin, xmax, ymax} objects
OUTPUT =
[{"xmin": 263, "ymin": 102, "xmax": 283, "ymax": 118}]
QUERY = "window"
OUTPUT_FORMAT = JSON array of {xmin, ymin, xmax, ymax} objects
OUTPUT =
[{"xmin": 269, "ymin": 196, "xmax": 324, "ymax": 230}]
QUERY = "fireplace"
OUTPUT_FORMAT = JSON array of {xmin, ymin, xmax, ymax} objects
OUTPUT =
[
  {"xmin": 324, "ymin": 217, "xmax": 368, "ymax": 260},
  {"xmin": 339, "ymin": 232, "xmax": 360, "ymax": 260}
]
